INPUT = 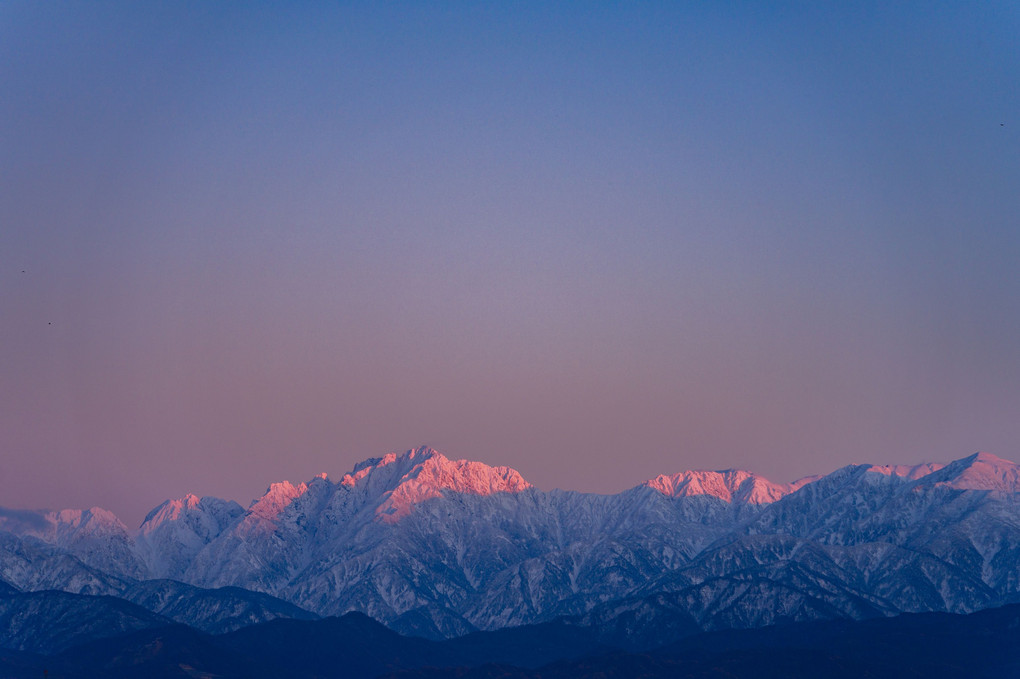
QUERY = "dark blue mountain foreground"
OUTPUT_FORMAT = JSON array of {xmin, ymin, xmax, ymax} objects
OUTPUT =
[{"xmin": 1, "ymin": 601, "xmax": 1018, "ymax": 678}]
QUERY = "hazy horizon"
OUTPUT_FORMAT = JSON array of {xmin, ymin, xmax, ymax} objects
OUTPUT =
[{"xmin": 2, "ymin": 2, "xmax": 1018, "ymax": 528}]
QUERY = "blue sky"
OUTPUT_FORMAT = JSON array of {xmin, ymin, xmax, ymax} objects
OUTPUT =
[{"xmin": 1, "ymin": 1, "xmax": 1018, "ymax": 524}]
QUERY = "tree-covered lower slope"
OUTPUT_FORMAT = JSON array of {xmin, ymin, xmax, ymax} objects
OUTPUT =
[{"xmin": 2, "ymin": 596, "xmax": 1019, "ymax": 678}]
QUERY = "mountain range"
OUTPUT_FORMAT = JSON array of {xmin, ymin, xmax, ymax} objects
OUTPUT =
[{"xmin": 2, "ymin": 446, "xmax": 1020, "ymax": 647}]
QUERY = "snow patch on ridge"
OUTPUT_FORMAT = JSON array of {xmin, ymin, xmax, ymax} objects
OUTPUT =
[{"xmin": 866, "ymin": 462, "xmax": 944, "ymax": 479}]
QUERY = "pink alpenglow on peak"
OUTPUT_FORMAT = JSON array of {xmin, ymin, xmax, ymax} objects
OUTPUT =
[
  {"xmin": 138, "ymin": 494, "xmax": 203, "ymax": 533},
  {"xmin": 51, "ymin": 507, "xmax": 124, "ymax": 529},
  {"xmin": 248, "ymin": 480, "xmax": 309, "ymax": 520},
  {"xmin": 927, "ymin": 452, "xmax": 1020, "ymax": 492},
  {"xmin": 856, "ymin": 452, "xmax": 1020, "ymax": 491},
  {"xmin": 644, "ymin": 469, "xmax": 810, "ymax": 504},
  {"xmin": 340, "ymin": 452, "xmax": 399, "ymax": 487},
  {"xmin": 344, "ymin": 447, "xmax": 533, "ymax": 522}
]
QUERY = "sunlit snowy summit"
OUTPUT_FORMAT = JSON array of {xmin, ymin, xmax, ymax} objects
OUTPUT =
[{"xmin": 2, "ymin": 446, "xmax": 1020, "ymax": 639}]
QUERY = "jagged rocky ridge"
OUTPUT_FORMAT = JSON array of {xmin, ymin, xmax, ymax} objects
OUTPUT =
[{"xmin": 2, "ymin": 446, "xmax": 1020, "ymax": 639}]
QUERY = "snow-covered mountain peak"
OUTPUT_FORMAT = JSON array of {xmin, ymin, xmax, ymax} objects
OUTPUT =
[
  {"xmin": 0, "ymin": 505, "xmax": 128, "ymax": 545},
  {"xmin": 134, "ymin": 495, "xmax": 245, "ymax": 579},
  {"xmin": 25, "ymin": 507, "xmax": 131, "ymax": 545},
  {"xmin": 340, "ymin": 447, "xmax": 455, "ymax": 489},
  {"xmin": 404, "ymin": 450, "xmax": 531, "ymax": 494},
  {"xmin": 644, "ymin": 469, "xmax": 794, "ymax": 504},
  {"xmin": 138, "ymin": 495, "xmax": 204, "ymax": 532},
  {"xmin": 921, "ymin": 451, "xmax": 1020, "ymax": 491},
  {"xmin": 341, "ymin": 452, "xmax": 400, "ymax": 487},
  {"xmin": 52, "ymin": 507, "xmax": 123, "ymax": 529},
  {"xmin": 248, "ymin": 480, "xmax": 309, "ymax": 520},
  {"xmin": 339, "ymin": 447, "xmax": 532, "ymax": 522},
  {"xmin": 970, "ymin": 451, "xmax": 1016, "ymax": 466}
]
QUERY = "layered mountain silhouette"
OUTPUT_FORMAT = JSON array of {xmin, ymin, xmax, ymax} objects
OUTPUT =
[
  {"xmin": 1, "ymin": 593, "xmax": 1018, "ymax": 678},
  {"xmin": 2, "ymin": 446, "xmax": 1020, "ymax": 651}
]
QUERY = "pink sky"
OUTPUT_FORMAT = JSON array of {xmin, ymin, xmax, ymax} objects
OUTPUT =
[{"xmin": 1, "ymin": 2, "xmax": 1018, "ymax": 527}]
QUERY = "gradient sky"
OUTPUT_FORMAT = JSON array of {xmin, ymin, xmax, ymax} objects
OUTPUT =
[{"xmin": 2, "ymin": 1, "xmax": 1018, "ymax": 527}]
